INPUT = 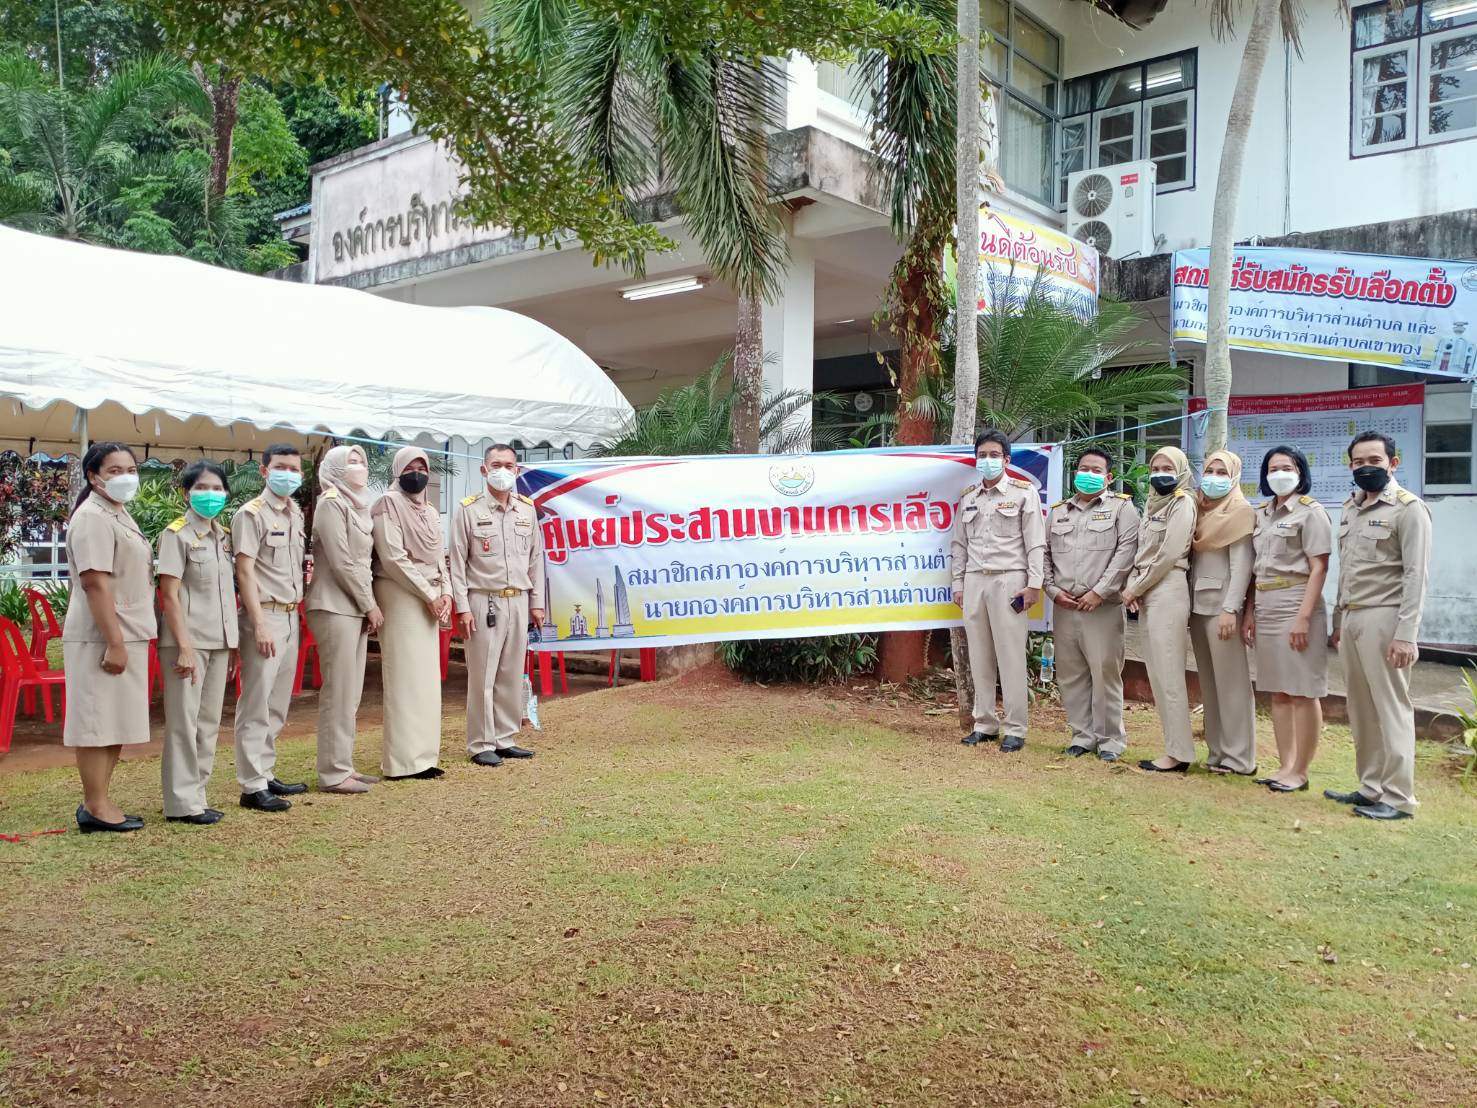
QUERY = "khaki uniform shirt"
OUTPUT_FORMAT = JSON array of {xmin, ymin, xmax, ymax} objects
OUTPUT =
[
  {"xmin": 1190, "ymin": 537, "xmax": 1253, "ymax": 616},
  {"xmin": 1334, "ymin": 478, "xmax": 1431, "ymax": 640},
  {"xmin": 449, "ymin": 491, "xmax": 546, "ymax": 614},
  {"xmin": 1252, "ymin": 495, "xmax": 1333, "ymax": 583},
  {"xmin": 950, "ymin": 478, "xmax": 1046, "ymax": 589},
  {"xmin": 1125, "ymin": 491, "xmax": 1195, "ymax": 597},
  {"xmin": 1043, "ymin": 492, "xmax": 1140, "ymax": 603},
  {"xmin": 62, "ymin": 495, "xmax": 157, "ymax": 643},
  {"xmin": 156, "ymin": 510, "xmax": 238, "ymax": 650},
  {"xmin": 306, "ymin": 488, "xmax": 375, "ymax": 617},
  {"xmin": 230, "ymin": 493, "xmax": 305, "ymax": 606}
]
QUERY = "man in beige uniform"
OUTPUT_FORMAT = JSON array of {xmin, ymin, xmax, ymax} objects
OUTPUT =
[
  {"xmin": 951, "ymin": 429, "xmax": 1046, "ymax": 752},
  {"xmin": 1326, "ymin": 431, "xmax": 1431, "ymax": 821},
  {"xmin": 451, "ymin": 443, "xmax": 547, "ymax": 767},
  {"xmin": 233, "ymin": 444, "xmax": 308, "ymax": 812},
  {"xmin": 1043, "ymin": 447, "xmax": 1140, "ymax": 762}
]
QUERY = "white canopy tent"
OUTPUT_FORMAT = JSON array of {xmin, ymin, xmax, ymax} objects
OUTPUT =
[{"xmin": 0, "ymin": 227, "xmax": 633, "ymax": 461}]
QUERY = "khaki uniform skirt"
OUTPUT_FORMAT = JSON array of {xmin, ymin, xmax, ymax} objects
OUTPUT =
[
  {"xmin": 1254, "ymin": 586, "xmax": 1329, "ymax": 699},
  {"xmin": 375, "ymin": 577, "xmax": 443, "ymax": 776},
  {"xmin": 62, "ymin": 640, "xmax": 152, "ymax": 746}
]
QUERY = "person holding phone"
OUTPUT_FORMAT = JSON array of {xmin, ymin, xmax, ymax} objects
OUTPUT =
[{"xmin": 950, "ymin": 429, "xmax": 1046, "ymax": 753}]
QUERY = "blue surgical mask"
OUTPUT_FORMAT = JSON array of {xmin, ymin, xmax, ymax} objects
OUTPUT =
[
  {"xmin": 266, "ymin": 469, "xmax": 303, "ymax": 497},
  {"xmin": 1201, "ymin": 475, "xmax": 1235, "ymax": 499},
  {"xmin": 975, "ymin": 457, "xmax": 1005, "ymax": 480}
]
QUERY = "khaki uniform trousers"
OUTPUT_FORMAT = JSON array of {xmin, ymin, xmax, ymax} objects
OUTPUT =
[
  {"xmin": 307, "ymin": 610, "xmax": 368, "ymax": 788},
  {"xmin": 963, "ymin": 570, "xmax": 1030, "ymax": 738},
  {"xmin": 234, "ymin": 607, "xmax": 299, "ymax": 794},
  {"xmin": 1340, "ymin": 606, "xmax": 1418, "ymax": 814},
  {"xmin": 1140, "ymin": 571, "xmax": 1194, "ymax": 763},
  {"xmin": 463, "ymin": 592, "xmax": 530, "ymax": 756},
  {"xmin": 159, "ymin": 646, "xmax": 231, "ymax": 817},
  {"xmin": 1189, "ymin": 614, "xmax": 1258, "ymax": 774},
  {"xmin": 1054, "ymin": 603, "xmax": 1126, "ymax": 756}
]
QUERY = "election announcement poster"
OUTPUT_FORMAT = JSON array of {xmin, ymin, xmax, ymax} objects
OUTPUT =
[{"xmin": 519, "ymin": 444, "xmax": 1064, "ymax": 651}]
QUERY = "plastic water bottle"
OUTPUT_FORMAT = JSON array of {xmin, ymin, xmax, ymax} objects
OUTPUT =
[
  {"xmin": 523, "ymin": 673, "xmax": 542, "ymax": 731},
  {"xmin": 1040, "ymin": 637, "xmax": 1055, "ymax": 685}
]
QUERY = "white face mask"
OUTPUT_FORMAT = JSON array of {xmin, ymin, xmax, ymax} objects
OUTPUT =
[
  {"xmin": 101, "ymin": 473, "xmax": 139, "ymax": 504},
  {"xmin": 1267, "ymin": 470, "xmax": 1300, "ymax": 497},
  {"xmin": 486, "ymin": 468, "xmax": 517, "ymax": 493},
  {"xmin": 343, "ymin": 462, "xmax": 369, "ymax": 489}
]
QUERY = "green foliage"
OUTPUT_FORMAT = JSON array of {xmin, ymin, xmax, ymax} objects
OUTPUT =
[
  {"xmin": 0, "ymin": 579, "xmax": 30, "ymax": 628},
  {"xmin": 0, "ymin": 453, "xmax": 70, "ymax": 564},
  {"xmin": 1454, "ymin": 667, "xmax": 1477, "ymax": 786},
  {"xmin": 719, "ymin": 633, "xmax": 879, "ymax": 685},
  {"xmin": 35, "ymin": 578, "xmax": 69, "ymax": 624},
  {"xmin": 591, "ymin": 357, "xmax": 844, "ymax": 457},
  {"xmin": 127, "ymin": 467, "xmax": 188, "ymax": 545},
  {"xmin": 227, "ymin": 81, "xmax": 307, "ymax": 196}
]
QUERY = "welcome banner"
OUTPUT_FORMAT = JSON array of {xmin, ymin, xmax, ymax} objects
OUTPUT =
[
  {"xmin": 1171, "ymin": 247, "xmax": 1477, "ymax": 376},
  {"xmin": 946, "ymin": 208, "xmax": 1100, "ymax": 321},
  {"xmin": 520, "ymin": 445, "xmax": 1063, "ymax": 651}
]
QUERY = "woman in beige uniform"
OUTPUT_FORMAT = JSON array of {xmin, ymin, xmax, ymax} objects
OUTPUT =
[
  {"xmin": 307, "ymin": 445, "xmax": 384, "ymax": 794},
  {"xmin": 1243, "ymin": 445, "xmax": 1332, "ymax": 793},
  {"xmin": 157, "ymin": 461, "xmax": 238, "ymax": 825},
  {"xmin": 62, "ymin": 441, "xmax": 156, "ymax": 833},
  {"xmin": 1121, "ymin": 447, "xmax": 1197, "ymax": 773},
  {"xmin": 1188, "ymin": 450, "xmax": 1258, "ymax": 776},
  {"xmin": 371, "ymin": 447, "xmax": 452, "ymax": 780}
]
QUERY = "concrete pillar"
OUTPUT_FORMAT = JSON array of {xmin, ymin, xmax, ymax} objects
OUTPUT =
[{"xmin": 760, "ymin": 233, "xmax": 815, "ymax": 451}]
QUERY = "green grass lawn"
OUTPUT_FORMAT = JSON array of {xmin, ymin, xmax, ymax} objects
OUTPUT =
[{"xmin": 1, "ymin": 671, "xmax": 1474, "ymax": 1107}]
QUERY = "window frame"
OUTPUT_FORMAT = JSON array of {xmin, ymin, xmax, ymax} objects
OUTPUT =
[
  {"xmin": 1350, "ymin": 0, "xmax": 1477, "ymax": 157},
  {"xmin": 982, "ymin": 0, "xmax": 1064, "ymax": 207}
]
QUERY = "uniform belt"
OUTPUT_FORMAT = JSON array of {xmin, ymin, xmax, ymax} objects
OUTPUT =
[
  {"xmin": 258, "ymin": 600, "xmax": 297, "ymax": 612},
  {"xmin": 1255, "ymin": 576, "xmax": 1308, "ymax": 592},
  {"xmin": 474, "ymin": 587, "xmax": 525, "ymax": 598},
  {"xmin": 975, "ymin": 568, "xmax": 1023, "ymax": 576}
]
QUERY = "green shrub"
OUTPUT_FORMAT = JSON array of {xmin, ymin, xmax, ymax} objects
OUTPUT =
[
  {"xmin": 0, "ymin": 579, "xmax": 30, "ymax": 628},
  {"xmin": 719, "ymin": 633, "xmax": 879, "ymax": 685}
]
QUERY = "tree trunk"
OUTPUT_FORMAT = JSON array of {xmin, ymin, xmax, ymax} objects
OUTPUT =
[
  {"xmin": 199, "ymin": 67, "xmax": 242, "ymax": 201},
  {"xmin": 730, "ymin": 288, "xmax": 764, "ymax": 453},
  {"xmin": 1203, "ymin": 0, "xmax": 1280, "ymax": 454},
  {"xmin": 894, "ymin": 248, "xmax": 941, "ymax": 448},
  {"xmin": 950, "ymin": 0, "xmax": 983, "ymax": 731}
]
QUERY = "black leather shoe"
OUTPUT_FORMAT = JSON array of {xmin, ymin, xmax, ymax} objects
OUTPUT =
[
  {"xmin": 1254, "ymin": 776, "xmax": 1276, "ymax": 785},
  {"xmin": 1324, "ymin": 788, "xmax": 1378, "ymax": 806},
  {"xmin": 167, "ymin": 810, "xmax": 224, "ymax": 825},
  {"xmin": 1353, "ymin": 802, "xmax": 1412, "ymax": 821},
  {"xmin": 1098, "ymin": 751, "xmax": 1120, "ymax": 763},
  {"xmin": 76, "ymin": 805, "xmax": 144, "ymax": 834},
  {"xmin": 1138, "ymin": 759, "xmax": 1190, "ymax": 773},
  {"xmin": 1000, "ymin": 736, "xmax": 1025, "ymax": 753},
  {"xmin": 267, "ymin": 778, "xmax": 308, "ymax": 796},
  {"xmin": 240, "ymin": 790, "xmax": 291, "ymax": 812},
  {"xmin": 471, "ymin": 751, "xmax": 504, "ymax": 767},
  {"xmin": 499, "ymin": 746, "xmax": 535, "ymax": 759},
  {"xmin": 386, "ymin": 766, "xmax": 445, "ymax": 780},
  {"xmin": 1266, "ymin": 780, "xmax": 1309, "ymax": 793},
  {"xmin": 1065, "ymin": 745, "xmax": 1090, "ymax": 757}
]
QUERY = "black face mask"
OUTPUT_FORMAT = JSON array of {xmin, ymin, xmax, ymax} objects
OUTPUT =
[
  {"xmin": 397, "ymin": 470, "xmax": 429, "ymax": 495},
  {"xmin": 1352, "ymin": 465, "xmax": 1391, "ymax": 493},
  {"xmin": 1149, "ymin": 474, "xmax": 1179, "ymax": 494}
]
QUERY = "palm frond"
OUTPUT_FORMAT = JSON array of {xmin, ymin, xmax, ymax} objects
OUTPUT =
[
  {"xmin": 551, "ymin": 15, "xmax": 657, "ymax": 195},
  {"xmin": 73, "ymin": 55, "xmax": 210, "ymax": 171},
  {"xmin": 486, "ymin": 0, "xmax": 576, "ymax": 64}
]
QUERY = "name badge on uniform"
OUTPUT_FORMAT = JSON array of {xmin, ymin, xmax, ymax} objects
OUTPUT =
[
  {"xmin": 1149, "ymin": 512, "xmax": 1167, "ymax": 523},
  {"xmin": 271, "ymin": 529, "xmax": 286, "ymax": 538},
  {"xmin": 1367, "ymin": 519, "xmax": 1389, "ymax": 530},
  {"xmin": 1275, "ymin": 520, "xmax": 1296, "ymax": 530},
  {"xmin": 962, "ymin": 505, "xmax": 978, "ymax": 519}
]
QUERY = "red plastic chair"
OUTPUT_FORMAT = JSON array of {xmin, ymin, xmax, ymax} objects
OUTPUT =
[
  {"xmin": 293, "ymin": 603, "xmax": 322, "ymax": 695},
  {"xmin": 20, "ymin": 588, "xmax": 63, "ymax": 715},
  {"xmin": 439, "ymin": 625, "xmax": 454, "ymax": 682},
  {"xmin": 0, "ymin": 615, "xmax": 66, "ymax": 751}
]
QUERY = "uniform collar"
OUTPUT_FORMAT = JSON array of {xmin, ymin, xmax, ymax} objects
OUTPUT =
[
  {"xmin": 1350, "ymin": 475, "xmax": 1401, "ymax": 510},
  {"xmin": 184, "ymin": 508, "xmax": 221, "ymax": 536},
  {"xmin": 91, "ymin": 494, "xmax": 126, "ymax": 517},
  {"xmin": 1067, "ymin": 492, "xmax": 1106, "ymax": 512}
]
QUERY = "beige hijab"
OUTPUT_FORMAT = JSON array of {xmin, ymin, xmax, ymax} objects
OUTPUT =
[
  {"xmin": 1145, "ymin": 446, "xmax": 1193, "ymax": 516},
  {"xmin": 318, "ymin": 444, "xmax": 370, "ymax": 516},
  {"xmin": 1193, "ymin": 449, "xmax": 1256, "ymax": 552},
  {"xmin": 371, "ymin": 446, "xmax": 442, "ymax": 563}
]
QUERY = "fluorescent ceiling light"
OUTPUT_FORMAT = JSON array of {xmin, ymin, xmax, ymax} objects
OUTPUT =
[
  {"xmin": 620, "ymin": 275, "xmax": 705, "ymax": 301},
  {"xmin": 1429, "ymin": 0, "xmax": 1477, "ymax": 17},
  {"xmin": 1129, "ymin": 73, "xmax": 1183, "ymax": 92},
  {"xmin": 834, "ymin": 318, "xmax": 857, "ymax": 324}
]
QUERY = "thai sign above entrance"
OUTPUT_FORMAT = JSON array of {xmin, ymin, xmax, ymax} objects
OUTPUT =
[{"xmin": 312, "ymin": 136, "xmax": 510, "ymax": 281}]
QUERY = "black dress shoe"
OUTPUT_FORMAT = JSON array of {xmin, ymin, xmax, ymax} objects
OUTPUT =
[
  {"xmin": 1324, "ymin": 788, "xmax": 1378, "ymax": 806},
  {"xmin": 1098, "ymin": 751, "xmax": 1120, "ymax": 763},
  {"xmin": 240, "ymin": 790, "xmax": 291, "ymax": 812},
  {"xmin": 1138, "ymin": 759, "xmax": 1190, "ymax": 773},
  {"xmin": 960, "ymin": 731, "xmax": 981, "ymax": 746},
  {"xmin": 167, "ymin": 810, "xmax": 224, "ymax": 825},
  {"xmin": 1254, "ymin": 776, "xmax": 1276, "ymax": 785},
  {"xmin": 499, "ymin": 746, "xmax": 535, "ymax": 759},
  {"xmin": 267, "ymin": 778, "xmax": 308, "ymax": 796},
  {"xmin": 76, "ymin": 805, "xmax": 144, "ymax": 834},
  {"xmin": 1266, "ymin": 779, "xmax": 1309, "ymax": 793},
  {"xmin": 386, "ymin": 766, "xmax": 445, "ymax": 780},
  {"xmin": 1000, "ymin": 736, "xmax": 1025, "ymax": 753},
  {"xmin": 471, "ymin": 751, "xmax": 504, "ymax": 767},
  {"xmin": 1065, "ymin": 745, "xmax": 1091, "ymax": 757},
  {"xmin": 1353, "ymin": 801, "xmax": 1412, "ymax": 821}
]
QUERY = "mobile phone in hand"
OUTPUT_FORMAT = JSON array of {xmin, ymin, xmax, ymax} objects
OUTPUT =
[{"xmin": 1011, "ymin": 594, "xmax": 1026, "ymax": 613}]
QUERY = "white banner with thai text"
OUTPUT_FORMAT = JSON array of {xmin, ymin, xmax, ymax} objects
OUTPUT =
[{"xmin": 519, "ymin": 445, "xmax": 1064, "ymax": 651}]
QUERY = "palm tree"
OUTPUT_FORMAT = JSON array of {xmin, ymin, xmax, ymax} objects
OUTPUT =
[
  {"xmin": 592, "ymin": 357, "xmax": 843, "ymax": 458},
  {"xmin": 0, "ymin": 51, "xmax": 210, "ymax": 241},
  {"xmin": 1203, "ymin": 0, "xmax": 1299, "ymax": 452}
]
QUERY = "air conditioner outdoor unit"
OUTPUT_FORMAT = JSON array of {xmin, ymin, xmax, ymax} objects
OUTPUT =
[{"xmin": 1066, "ymin": 161, "xmax": 1157, "ymax": 259}]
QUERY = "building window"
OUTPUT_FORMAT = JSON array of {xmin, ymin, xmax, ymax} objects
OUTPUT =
[
  {"xmin": 817, "ymin": 59, "xmax": 877, "ymax": 118},
  {"xmin": 1426, "ymin": 419, "xmax": 1474, "ymax": 487},
  {"xmin": 1058, "ymin": 51, "xmax": 1198, "ymax": 206},
  {"xmin": 982, "ymin": 0, "xmax": 1062, "ymax": 206},
  {"xmin": 1352, "ymin": 0, "xmax": 1477, "ymax": 156}
]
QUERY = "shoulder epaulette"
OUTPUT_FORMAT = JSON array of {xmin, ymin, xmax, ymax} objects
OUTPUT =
[
  {"xmin": 242, "ymin": 497, "xmax": 262, "ymax": 515},
  {"xmin": 1298, "ymin": 495, "xmax": 1314, "ymax": 505},
  {"xmin": 166, "ymin": 517, "xmax": 187, "ymax": 533},
  {"xmin": 1009, "ymin": 478, "xmax": 1032, "ymax": 489},
  {"xmin": 1258, "ymin": 499, "xmax": 1272, "ymax": 509},
  {"xmin": 1114, "ymin": 492, "xmax": 1132, "ymax": 500},
  {"xmin": 460, "ymin": 492, "xmax": 483, "ymax": 507},
  {"xmin": 1396, "ymin": 489, "xmax": 1417, "ymax": 504},
  {"xmin": 1050, "ymin": 499, "xmax": 1066, "ymax": 509},
  {"xmin": 1173, "ymin": 488, "xmax": 1186, "ymax": 497},
  {"xmin": 518, "ymin": 494, "xmax": 534, "ymax": 505},
  {"xmin": 960, "ymin": 483, "xmax": 978, "ymax": 498},
  {"xmin": 323, "ymin": 486, "xmax": 338, "ymax": 500}
]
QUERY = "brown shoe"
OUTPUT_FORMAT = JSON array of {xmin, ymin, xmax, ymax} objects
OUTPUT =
[
  {"xmin": 321, "ymin": 777, "xmax": 371, "ymax": 795},
  {"xmin": 351, "ymin": 772, "xmax": 381, "ymax": 785}
]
